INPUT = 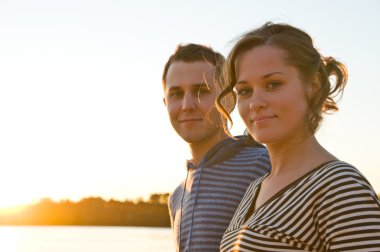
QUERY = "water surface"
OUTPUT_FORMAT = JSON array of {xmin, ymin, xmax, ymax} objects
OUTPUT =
[{"xmin": 0, "ymin": 226, "xmax": 174, "ymax": 252}]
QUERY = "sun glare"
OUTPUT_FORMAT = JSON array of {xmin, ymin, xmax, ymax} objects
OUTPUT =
[
  {"xmin": 0, "ymin": 179, "xmax": 43, "ymax": 210},
  {"xmin": 0, "ymin": 197, "xmax": 34, "ymax": 213},
  {"xmin": 0, "ymin": 205, "xmax": 27, "ymax": 215}
]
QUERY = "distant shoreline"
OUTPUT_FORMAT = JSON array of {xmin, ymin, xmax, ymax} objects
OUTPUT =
[
  {"xmin": 0, "ymin": 194, "xmax": 170, "ymax": 227},
  {"xmin": 0, "ymin": 224, "xmax": 171, "ymax": 228}
]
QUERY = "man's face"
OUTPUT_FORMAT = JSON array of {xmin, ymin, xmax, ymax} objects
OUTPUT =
[{"xmin": 163, "ymin": 61, "xmax": 222, "ymax": 144}]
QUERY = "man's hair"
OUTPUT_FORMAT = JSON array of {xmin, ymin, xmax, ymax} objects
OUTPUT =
[{"xmin": 162, "ymin": 43, "xmax": 225, "ymax": 87}]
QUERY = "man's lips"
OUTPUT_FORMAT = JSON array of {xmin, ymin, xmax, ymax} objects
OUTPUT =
[{"xmin": 179, "ymin": 118, "xmax": 203, "ymax": 123}]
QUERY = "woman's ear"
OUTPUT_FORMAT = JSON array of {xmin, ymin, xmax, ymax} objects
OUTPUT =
[{"xmin": 307, "ymin": 72, "xmax": 322, "ymax": 98}]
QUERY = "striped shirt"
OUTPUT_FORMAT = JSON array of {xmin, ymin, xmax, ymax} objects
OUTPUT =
[
  {"xmin": 168, "ymin": 136, "xmax": 271, "ymax": 252},
  {"xmin": 221, "ymin": 161, "xmax": 380, "ymax": 252}
]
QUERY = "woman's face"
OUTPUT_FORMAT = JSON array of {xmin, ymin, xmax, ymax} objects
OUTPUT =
[{"xmin": 235, "ymin": 45, "xmax": 312, "ymax": 146}]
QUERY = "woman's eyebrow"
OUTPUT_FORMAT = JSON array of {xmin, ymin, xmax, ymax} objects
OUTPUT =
[{"xmin": 236, "ymin": 71, "xmax": 285, "ymax": 85}]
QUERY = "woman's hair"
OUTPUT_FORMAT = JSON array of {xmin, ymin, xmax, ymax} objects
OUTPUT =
[{"xmin": 216, "ymin": 22, "xmax": 348, "ymax": 134}]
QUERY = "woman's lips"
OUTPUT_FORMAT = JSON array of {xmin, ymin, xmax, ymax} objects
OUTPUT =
[{"xmin": 252, "ymin": 115, "xmax": 276, "ymax": 123}]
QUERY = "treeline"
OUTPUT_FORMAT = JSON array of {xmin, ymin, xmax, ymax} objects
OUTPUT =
[
  {"xmin": 0, "ymin": 193, "xmax": 170, "ymax": 227},
  {"xmin": 2, "ymin": 193, "xmax": 378, "ymax": 227}
]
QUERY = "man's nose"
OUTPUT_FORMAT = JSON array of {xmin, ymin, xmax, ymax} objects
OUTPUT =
[{"xmin": 182, "ymin": 93, "xmax": 197, "ymax": 111}]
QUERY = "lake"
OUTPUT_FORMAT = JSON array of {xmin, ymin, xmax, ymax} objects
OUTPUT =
[{"xmin": 0, "ymin": 226, "xmax": 174, "ymax": 252}]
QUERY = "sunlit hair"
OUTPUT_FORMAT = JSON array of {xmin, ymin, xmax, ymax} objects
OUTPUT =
[
  {"xmin": 216, "ymin": 22, "xmax": 348, "ymax": 134},
  {"xmin": 162, "ymin": 43, "xmax": 225, "ymax": 88}
]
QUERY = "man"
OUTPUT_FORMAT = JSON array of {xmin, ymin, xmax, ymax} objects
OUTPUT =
[{"xmin": 162, "ymin": 43, "xmax": 270, "ymax": 251}]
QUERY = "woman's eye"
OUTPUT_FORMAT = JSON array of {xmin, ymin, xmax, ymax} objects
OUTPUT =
[
  {"xmin": 266, "ymin": 81, "xmax": 282, "ymax": 90},
  {"xmin": 237, "ymin": 88, "xmax": 253, "ymax": 96}
]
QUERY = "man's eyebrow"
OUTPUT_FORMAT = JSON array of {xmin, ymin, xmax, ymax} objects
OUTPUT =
[
  {"xmin": 193, "ymin": 82, "xmax": 210, "ymax": 88},
  {"xmin": 167, "ymin": 82, "xmax": 211, "ymax": 92},
  {"xmin": 167, "ymin": 86, "xmax": 181, "ymax": 91}
]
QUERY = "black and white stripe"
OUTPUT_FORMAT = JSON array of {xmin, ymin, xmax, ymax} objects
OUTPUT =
[{"xmin": 221, "ymin": 161, "xmax": 380, "ymax": 251}]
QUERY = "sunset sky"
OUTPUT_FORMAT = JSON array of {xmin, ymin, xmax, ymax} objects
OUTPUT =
[{"xmin": 0, "ymin": 0, "xmax": 379, "ymax": 208}]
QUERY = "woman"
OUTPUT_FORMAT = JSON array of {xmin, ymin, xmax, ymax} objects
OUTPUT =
[{"xmin": 216, "ymin": 22, "xmax": 380, "ymax": 251}]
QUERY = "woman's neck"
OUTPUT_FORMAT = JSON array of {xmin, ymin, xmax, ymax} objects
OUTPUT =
[{"xmin": 266, "ymin": 135, "xmax": 336, "ymax": 177}]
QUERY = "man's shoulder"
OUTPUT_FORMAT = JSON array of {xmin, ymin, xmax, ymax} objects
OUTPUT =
[
  {"xmin": 168, "ymin": 181, "xmax": 185, "ymax": 207},
  {"xmin": 238, "ymin": 143, "xmax": 268, "ymax": 155},
  {"xmin": 219, "ymin": 135, "xmax": 269, "ymax": 161},
  {"xmin": 224, "ymin": 145, "xmax": 271, "ymax": 173},
  {"xmin": 205, "ymin": 135, "xmax": 270, "ymax": 169}
]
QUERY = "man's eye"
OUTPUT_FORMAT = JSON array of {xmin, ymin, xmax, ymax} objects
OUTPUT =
[
  {"xmin": 237, "ymin": 88, "xmax": 253, "ymax": 96},
  {"xmin": 197, "ymin": 87, "xmax": 211, "ymax": 95},
  {"xmin": 169, "ymin": 90, "xmax": 183, "ymax": 97}
]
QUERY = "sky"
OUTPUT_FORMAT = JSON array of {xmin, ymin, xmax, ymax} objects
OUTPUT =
[{"xmin": 0, "ymin": 0, "xmax": 379, "ymax": 208}]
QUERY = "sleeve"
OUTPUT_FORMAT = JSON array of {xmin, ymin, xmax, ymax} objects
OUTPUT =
[
  {"xmin": 167, "ymin": 192, "xmax": 175, "ymax": 228},
  {"xmin": 167, "ymin": 187, "xmax": 181, "ymax": 251},
  {"xmin": 316, "ymin": 167, "xmax": 380, "ymax": 251}
]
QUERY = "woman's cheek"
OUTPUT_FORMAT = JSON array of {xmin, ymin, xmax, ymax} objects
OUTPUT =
[{"xmin": 238, "ymin": 99, "xmax": 249, "ymax": 121}]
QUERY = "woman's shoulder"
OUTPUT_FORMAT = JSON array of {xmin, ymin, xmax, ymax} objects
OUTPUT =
[
  {"xmin": 312, "ymin": 160, "xmax": 379, "ymax": 205},
  {"xmin": 316, "ymin": 161, "xmax": 370, "ymax": 184}
]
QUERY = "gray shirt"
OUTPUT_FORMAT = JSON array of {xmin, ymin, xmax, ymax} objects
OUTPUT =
[{"xmin": 168, "ymin": 136, "xmax": 271, "ymax": 252}]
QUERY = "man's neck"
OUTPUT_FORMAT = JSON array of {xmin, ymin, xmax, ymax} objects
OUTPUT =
[{"xmin": 189, "ymin": 130, "xmax": 229, "ymax": 165}]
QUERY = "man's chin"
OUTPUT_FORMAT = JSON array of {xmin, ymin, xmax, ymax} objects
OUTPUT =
[{"xmin": 180, "ymin": 134, "xmax": 203, "ymax": 144}]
